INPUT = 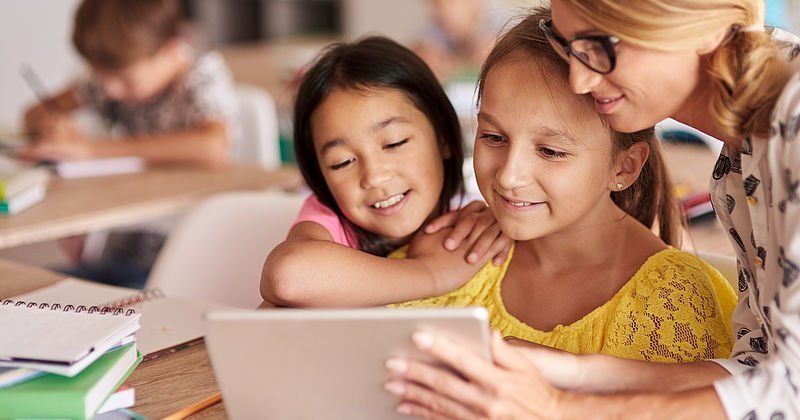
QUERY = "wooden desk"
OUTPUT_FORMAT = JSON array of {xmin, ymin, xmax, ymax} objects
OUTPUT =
[
  {"xmin": 0, "ymin": 260, "xmax": 227, "ymax": 418},
  {"xmin": 0, "ymin": 165, "xmax": 300, "ymax": 250}
]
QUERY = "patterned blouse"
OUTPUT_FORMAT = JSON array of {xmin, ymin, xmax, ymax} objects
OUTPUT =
[{"xmin": 710, "ymin": 46, "xmax": 800, "ymax": 417}]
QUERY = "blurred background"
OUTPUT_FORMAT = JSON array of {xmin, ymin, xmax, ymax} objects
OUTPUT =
[{"xmin": 0, "ymin": 0, "xmax": 549, "ymax": 131}]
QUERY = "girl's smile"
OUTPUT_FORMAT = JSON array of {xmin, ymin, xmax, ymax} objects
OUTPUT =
[{"xmin": 369, "ymin": 190, "xmax": 410, "ymax": 214}]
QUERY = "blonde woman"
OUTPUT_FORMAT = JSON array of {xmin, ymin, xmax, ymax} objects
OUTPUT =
[{"xmin": 387, "ymin": 1, "xmax": 800, "ymax": 418}]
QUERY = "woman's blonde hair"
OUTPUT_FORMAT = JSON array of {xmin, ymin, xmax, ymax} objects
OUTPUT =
[
  {"xmin": 478, "ymin": 7, "xmax": 683, "ymax": 246},
  {"xmin": 560, "ymin": 0, "xmax": 791, "ymax": 139}
]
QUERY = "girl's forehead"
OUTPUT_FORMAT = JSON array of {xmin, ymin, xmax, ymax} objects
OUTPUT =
[
  {"xmin": 481, "ymin": 59, "xmax": 610, "ymax": 146},
  {"xmin": 311, "ymin": 87, "xmax": 434, "ymax": 147}
]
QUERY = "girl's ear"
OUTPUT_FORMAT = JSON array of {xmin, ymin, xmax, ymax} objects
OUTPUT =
[{"xmin": 612, "ymin": 142, "xmax": 650, "ymax": 191}]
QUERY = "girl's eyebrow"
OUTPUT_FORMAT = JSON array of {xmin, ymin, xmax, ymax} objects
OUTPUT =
[
  {"xmin": 319, "ymin": 138, "xmax": 345, "ymax": 156},
  {"xmin": 478, "ymin": 111, "xmax": 577, "ymax": 145},
  {"xmin": 372, "ymin": 116, "xmax": 411, "ymax": 132},
  {"xmin": 540, "ymin": 127, "xmax": 578, "ymax": 145},
  {"xmin": 319, "ymin": 116, "xmax": 412, "ymax": 155}
]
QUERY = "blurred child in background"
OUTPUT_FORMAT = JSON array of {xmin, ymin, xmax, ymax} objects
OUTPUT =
[
  {"xmin": 411, "ymin": 0, "xmax": 504, "ymax": 83},
  {"xmin": 21, "ymin": 0, "xmax": 238, "ymax": 288}
]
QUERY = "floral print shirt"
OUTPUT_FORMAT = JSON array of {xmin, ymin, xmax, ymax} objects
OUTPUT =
[{"xmin": 710, "ymin": 35, "xmax": 800, "ymax": 417}]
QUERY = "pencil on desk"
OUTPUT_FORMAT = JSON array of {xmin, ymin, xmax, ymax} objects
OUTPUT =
[{"xmin": 162, "ymin": 392, "xmax": 222, "ymax": 420}]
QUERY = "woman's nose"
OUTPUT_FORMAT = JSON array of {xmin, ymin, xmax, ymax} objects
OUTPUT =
[{"xmin": 568, "ymin": 58, "xmax": 604, "ymax": 95}]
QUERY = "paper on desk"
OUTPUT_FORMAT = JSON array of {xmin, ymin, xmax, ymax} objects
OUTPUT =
[
  {"xmin": 0, "ymin": 304, "xmax": 140, "ymax": 376},
  {"xmin": 12, "ymin": 278, "xmax": 234, "ymax": 358}
]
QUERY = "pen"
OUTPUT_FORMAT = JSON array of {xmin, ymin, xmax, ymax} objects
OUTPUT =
[
  {"xmin": 19, "ymin": 63, "xmax": 59, "ymax": 111},
  {"xmin": 162, "ymin": 392, "xmax": 222, "ymax": 420}
]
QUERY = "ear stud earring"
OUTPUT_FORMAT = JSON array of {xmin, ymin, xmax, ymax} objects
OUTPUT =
[{"xmin": 616, "ymin": 183, "xmax": 624, "ymax": 190}]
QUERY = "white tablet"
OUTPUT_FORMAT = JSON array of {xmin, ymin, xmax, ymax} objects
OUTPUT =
[{"xmin": 205, "ymin": 307, "xmax": 490, "ymax": 420}]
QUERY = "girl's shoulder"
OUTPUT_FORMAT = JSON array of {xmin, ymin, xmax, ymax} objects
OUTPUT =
[
  {"xmin": 623, "ymin": 248, "xmax": 737, "ymax": 319},
  {"xmin": 631, "ymin": 248, "xmax": 730, "ymax": 288},
  {"xmin": 390, "ymin": 243, "xmax": 515, "ymax": 308},
  {"xmin": 293, "ymin": 195, "xmax": 358, "ymax": 249}
]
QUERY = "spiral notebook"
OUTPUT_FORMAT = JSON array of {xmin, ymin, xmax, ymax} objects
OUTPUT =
[
  {"xmin": 10, "ymin": 278, "xmax": 233, "ymax": 360},
  {"xmin": 0, "ymin": 303, "xmax": 140, "ymax": 377}
]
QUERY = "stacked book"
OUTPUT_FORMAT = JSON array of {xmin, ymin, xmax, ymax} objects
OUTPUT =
[
  {"xmin": 0, "ymin": 302, "xmax": 142, "ymax": 418},
  {"xmin": 675, "ymin": 183, "xmax": 714, "ymax": 222},
  {"xmin": 0, "ymin": 154, "xmax": 49, "ymax": 215}
]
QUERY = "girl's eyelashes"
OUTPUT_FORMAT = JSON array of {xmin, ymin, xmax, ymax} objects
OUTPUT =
[
  {"xmin": 538, "ymin": 147, "xmax": 568, "ymax": 160},
  {"xmin": 330, "ymin": 158, "xmax": 355, "ymax": 170},
  {"xmin": 478, "ymin": 133, "xmax": 506, "ymax": 146},
  {"xmin": 384, "ymin": 138, "xmax": 409, "ymax": 149}
]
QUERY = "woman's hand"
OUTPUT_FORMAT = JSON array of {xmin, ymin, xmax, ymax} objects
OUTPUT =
[
  {"xmin": 385, "ymin": 330, "xmax": 567, "ymax": 419},
  {"xmin": 425, "ymin": 201, "xmax": 511, "ymax": 266}
]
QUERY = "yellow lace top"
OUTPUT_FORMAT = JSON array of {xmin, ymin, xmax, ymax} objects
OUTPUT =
[{"xmin": 391, "ymin": 244, "xmax": 737, "ymax": 363}]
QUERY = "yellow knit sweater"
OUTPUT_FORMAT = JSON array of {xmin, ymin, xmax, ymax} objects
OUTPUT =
[{"xmin": 392, "ymin": 244, "xmax": 736, "ymax": 363}]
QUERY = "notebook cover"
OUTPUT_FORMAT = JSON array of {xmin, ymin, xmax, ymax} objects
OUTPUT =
[{"xmin": 0, "ymin": 344, "xmax": 141, "ymax": 418}]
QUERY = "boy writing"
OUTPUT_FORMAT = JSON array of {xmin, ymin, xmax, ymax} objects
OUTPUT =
[{"xmin": 21, "ymin": 0, "xmax": 238, "ymax": 287}]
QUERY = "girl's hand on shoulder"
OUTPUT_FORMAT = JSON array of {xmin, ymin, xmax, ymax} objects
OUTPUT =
[
  {"xmin": 424, "ymin": 200, "xmax": 511, "ymax": 266},
  {"xmin": 408, "ymin": 227, "xmax": 484, "ymax": 294},
  {"xmin": 384, "ymin": 330, "xmax": 566, "ymax": 419}
]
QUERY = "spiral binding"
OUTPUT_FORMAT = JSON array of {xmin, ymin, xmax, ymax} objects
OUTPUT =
[
  {"xmin": 99, "ymin": 287, "xmax": 164, "ymax": 310},
  {"xmin": 1, "ymin": 287, "xmax": 165, "ymax": 316},
  {"xmin": 1, "ymin": 298, "xmax": 137, "ymax": 316}
]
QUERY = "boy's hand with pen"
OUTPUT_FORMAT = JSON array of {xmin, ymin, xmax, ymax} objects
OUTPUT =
[{"xmin": 19, "ymin": 110, "xmax": 92, "ymax": 161}]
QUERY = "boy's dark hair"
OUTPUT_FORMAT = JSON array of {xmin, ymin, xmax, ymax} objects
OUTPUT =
[
  {"xmin": 73, "ymin": 0, "xmax": 183, "ymax": 69},
  {"xmin": 294, "ymin": 36, "xmax": 465, "ymax": 256},
  {"xmin": 477, "ymin": 7, "xmax": 683, "ymax": 246}
]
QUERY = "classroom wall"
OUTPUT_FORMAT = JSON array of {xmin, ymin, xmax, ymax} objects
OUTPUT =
[
  {"xmin": 342, "ymin": 0, "xmax": 545, "ymax": 43},
  {"xmin": 0, "ymin": 0, "xmax": 82, "ymax": 131}
]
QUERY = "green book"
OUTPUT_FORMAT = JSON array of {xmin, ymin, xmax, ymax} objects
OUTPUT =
[
  {"xmin": 0, "ymin": 344, "xmax": 141, "ymax": 419},
  {"xmin": 0, "ymin": 158, "xmax": 49, "ymax": 201}
]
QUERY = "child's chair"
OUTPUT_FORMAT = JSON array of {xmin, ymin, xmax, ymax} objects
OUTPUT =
[
  {"xmin": 696, "ymin": 251, "xmax": 738, "ymax": 290},
  {"xmin": 145, "ymin": 190, "xmax": 305, "ymax": 308},
  {"xmin": 232, "ymin": 84, "xmax": 281, "ymax": 169}
]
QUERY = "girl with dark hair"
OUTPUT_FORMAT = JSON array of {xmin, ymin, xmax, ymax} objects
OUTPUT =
[{"xmin": 261, "ymin": 36, "xmax": 509, "ymax": 307}]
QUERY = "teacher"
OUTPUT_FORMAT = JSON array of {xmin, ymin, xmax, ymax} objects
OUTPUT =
[{"xmin": 387, "ymin": 0, "xmax": 800, "ymax": 418}]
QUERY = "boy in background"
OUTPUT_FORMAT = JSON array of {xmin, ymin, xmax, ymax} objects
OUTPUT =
[{"xmin": 21, "ymin": 0, "xmax": 238, "ymax": 288}]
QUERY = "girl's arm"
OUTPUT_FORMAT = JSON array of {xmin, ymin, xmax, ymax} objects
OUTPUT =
[
  {"xmin": 18, "ymin": 120, "xmax": 229, "ymax": 168},
  {"xmin": 260, "ymin": 221, "xmax": 490, "ymax": 308}
]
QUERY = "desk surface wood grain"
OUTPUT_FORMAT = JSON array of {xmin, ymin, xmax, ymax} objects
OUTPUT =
[{"xmin": 0, "ymin": 165, "xmax": 300, "ymax": 250}]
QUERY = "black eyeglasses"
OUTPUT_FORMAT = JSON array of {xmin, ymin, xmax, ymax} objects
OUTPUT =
[{"xmin": 539, "ymin": 18, "xmax": 621, "ymax": 75}]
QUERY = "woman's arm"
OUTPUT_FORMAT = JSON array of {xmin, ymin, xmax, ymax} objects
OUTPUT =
[
  {"xmin": 387, "ymin": 330, "xmax": 728, "ymax": 419},
  {"xmin": 260, "ymin": 222, "xmax": 489, "ymax": 307}
]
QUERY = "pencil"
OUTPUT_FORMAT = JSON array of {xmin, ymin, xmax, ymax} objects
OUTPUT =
[{"xmin": 162, "ymin": 392, "xmax": 222, "ymax": 420}]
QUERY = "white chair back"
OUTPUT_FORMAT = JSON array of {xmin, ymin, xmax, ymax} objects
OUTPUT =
[
  {"xmin": 146, "ymin": 191, "xmax": 305, "ymax": 308},
  {"xmin": 231, "ymin": 84, "xmax": 281, "ymax": 169},
  {"xmin": 696, "ymin": 251, "xmax": 738, "ymax": 290}
]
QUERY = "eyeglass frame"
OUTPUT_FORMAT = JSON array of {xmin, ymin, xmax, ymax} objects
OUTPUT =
[{"xmin": 539, "ymin": 18, "xmax": 621, "ymax": 75}]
